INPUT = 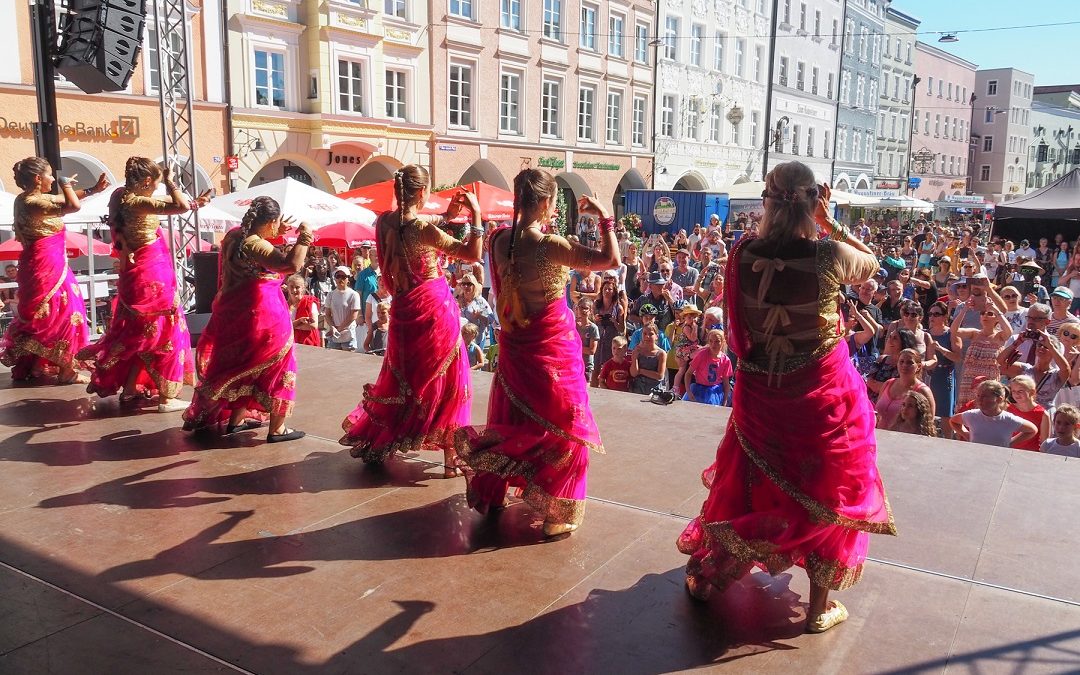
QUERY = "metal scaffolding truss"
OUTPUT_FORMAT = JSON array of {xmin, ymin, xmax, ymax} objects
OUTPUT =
[{"xmin": 151, "ymin": 0, "xmax": 200, "ymax": 307}]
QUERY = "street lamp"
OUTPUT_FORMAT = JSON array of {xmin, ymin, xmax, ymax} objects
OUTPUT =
[
  {"xmin": 903, "ymin": 74, "xmax": 922, "ymax": 194},
  {"xmin": 938, "ymin": 33, "xmax": 959, "ymax": 43}
]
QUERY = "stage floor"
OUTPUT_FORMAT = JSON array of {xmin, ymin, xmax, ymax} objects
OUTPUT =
[{"xmin": 1, "ymin": 346, "xmax": 1079, "ymax": 673}]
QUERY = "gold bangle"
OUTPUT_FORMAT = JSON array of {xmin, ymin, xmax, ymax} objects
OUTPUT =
[{"xmin": 296, "ymin": 234, "xmax": 314, "ymax": 246}]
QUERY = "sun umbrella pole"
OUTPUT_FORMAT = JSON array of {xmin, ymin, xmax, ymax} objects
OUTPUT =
[{"xmin": 84, "ymin": 220, "xmax": 97, "ymax": 334}]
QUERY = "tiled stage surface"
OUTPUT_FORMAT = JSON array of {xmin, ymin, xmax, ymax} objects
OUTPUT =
[{"xmin": 1, "ymin": 345, "xmax": 1079, "ymax": 674}]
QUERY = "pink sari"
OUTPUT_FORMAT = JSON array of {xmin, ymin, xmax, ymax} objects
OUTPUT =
[
  {"xmin": 78, "ymin": 229, "xmax": 194, "ymax": 398},
  {"xmin": 339, "ymin": 275, "xmax": 470, "ymax": 461},
  {"xmin": 183, "ymin": 234, "xmax": 296, "ymax": 428},
  {"xmin": 455, "ymin": 238, "xmax": 602, "ymax": 526},
  {"xmin": 677, "ymin": 236, "xmax": 895, "ymax": 591},
  {"xmin": 0, "ymin": 230, "xmax": 89, "ymax": 378}
]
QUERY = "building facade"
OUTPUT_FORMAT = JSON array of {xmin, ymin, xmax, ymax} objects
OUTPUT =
[
  {"xmin": 429, "ymin": 0, "xmax": 655, "ymax": 218},
  {"xmin": 832, "ymin": 0, "xmax": 887, "ymax": 192},
  {"xmin": 0, "ymin": 0, "xmax": 228, "ymax": 195},
  {"xmin": 225, "ymin": 0, "xmax": 435, "ymax": 194},
  {"xmin": 651, "ymin": 0, "xmax": 769, "ymax": 192},
  {"xmin": 764, "ymin": 0, "xmax": 844, "ymax": 183},
  {"xmin": 872, "ymin": 6, "xmax": 918, "ymax": 193},
  {"xmin": 969, "ymin": 68, "xmax": 1034, "ymax": 203},
  {"xmin": 908, "ymin": 41, "xmax": 977, "ymax": 202},
  {"xmin": 1027, "ymin": 86, "xmax": 1080, "ymax": 191}
]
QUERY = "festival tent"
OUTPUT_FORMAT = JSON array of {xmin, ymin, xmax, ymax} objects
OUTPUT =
[
  {"xmin": 992, "ymin": 168, "xmax": 1080, "ymax": 241},
  {"xmin": 51, "ymin": 186, "xmax": 241, "ymax": 232},
  {"xmin": 0, "ymin": 231, "xmax": 112, "ymax": 260},
  {"xmin": 337, "ymin": 180, "xmax": 451, "ymax": 215},
  {"xmin": 210, "ymin": 178, "xmax": 376, "ymax": 228},
  {"xmin": 434, "ymin": 181, "xmax": 515, "ymax": 222}
]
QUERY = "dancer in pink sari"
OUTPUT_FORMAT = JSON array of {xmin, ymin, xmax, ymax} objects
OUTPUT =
[
  {"xmin": 677, "ymin": 162, "xmax": 896, "ymax": 633},
  {"xmin": 183, "ymin": 197, "xmax": 312, "ymax": 441},
  {"xmin": 340, "ymin": 165, "xmax": 483, "ymax": 475},
  {"xmin": 0, "ymin": 157, "xmax": 107, "ymax": 383},
  {"xmin": 454, "ymin": 169, "xmax": 620, "ymax": 537},
  {"xmin": 78, "ymin": 158, "xmax": 204, "ymax": 412}
]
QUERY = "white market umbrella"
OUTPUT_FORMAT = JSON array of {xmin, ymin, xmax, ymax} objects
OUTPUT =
[
  {"xmin": 0, "ymin": 191, "xmax": 14, "ymax": 227},
  {"xmin": 877, "ymin": 195, "xmax": 935, "ymax": 211},
  {"xmin": 210, "ymin": 178, "xmax": 376, "ymax": 228}
]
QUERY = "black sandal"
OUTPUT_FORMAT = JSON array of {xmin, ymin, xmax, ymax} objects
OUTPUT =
[
  {"xmin": 267, "ymin": 428, "xmax": 305, "ymax": 443},
  {"xmin": 225, "ymin": 420, "xmax": 264, "ymax": 435}
]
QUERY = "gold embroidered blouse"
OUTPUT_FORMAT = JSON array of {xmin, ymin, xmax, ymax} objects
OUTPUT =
[
  {"xmin": 381, "ymin": 216, "xmax": 472, "ymax": 293},
  {"xmin": 116, "ymin": 191, "xmax": 171, "ymax": 250},
  {"xmin": 736, "ymin": 237, "xmax": 879, "ymax": 378},
  {"xmin": 13, "ymin": 193, "xmax": 64, "ymax": 244},
  {"xmin": 492, "ymin": 230, "xmax": 597, "ymax": 318},
  {"xmin": 219, "ymin": 231, "xmax": 280, "ymax": 292}
]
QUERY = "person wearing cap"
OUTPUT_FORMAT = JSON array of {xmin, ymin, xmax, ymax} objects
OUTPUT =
[
  {"xmin": 1016, "ymin": 239, "xmax": 1037, "ymax": 262},
  {"xmin": 630, "ymin": 270, "xmax": 674, "ymax": 330},
  {"xmin": 627, "ymin": 303, "xmax": 672, "ymax": 350},
  {"xmin": 325, "ymin": 265, "xmax": 364, "ymax": 350},
  {"xmin": 671, "ymin": 247, "xmax": 700, "ymax": 288},
  {"xmin": 667, "ymin": 301, "xmax": 703, "ymax": 395},
  {"xmin": 1047, "ymin": 286, "xmax": 1075, "ymax": 336}
]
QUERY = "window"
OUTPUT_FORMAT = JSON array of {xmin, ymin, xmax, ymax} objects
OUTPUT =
[
  {"xmin": 634, "ymin": 23, "xmax": 649, "ymax": 63},
  {"xmin": 580, "ymin": 4, "xmax": 597, "ymax": 50},
  {"xmin": 799, "ymin": 2, "xmax": 806, "ymax": 31},
  {"xmin": 608, "ymin": 13, "xmax": 624, "ymax": 57},
  {"xmin": 924, "ymin": 114, "xmax": 929, "ymax": 135},
  {"xmin": 839, "ymin": 71, "xmax": 849, "ymax": 101},
  {"xmin": 543, "ymin": 0, "xmax": 562, "ymax": 41},
  {"xmin": 690, "ymin": 24, "xmax": 704, "ymax": 66},
  {"xmin": 499, "ymin": 71, "xmax": 521, "ymax": 134},
  {"xmin": 731, "ymin": 115, "xmax": 742, "ymax": 145},
  {"xmin": 937, "ymin": 80, "xmax": 943, "ymax": 97},
  {"xmin": 448, "ymin": 62, "xmax": 473, "ymax": 128},
  {"xmin": 806, "ymin": 127, "xmax": 815, "ymax": 156},
  {"xmin": 783, "ymin": 0, "xmax": 791, "ymax": 24},
  {"xmin": 868, "ymin": 80, "xmax": 876, "ymax": 107},
  {"xmin": 859, "ymin": 27, "xmax": 868, "ymax": 59},
  {"xmin": 751, "ymin": 111, "xmax": 760, "ymax": 147},
  {"xmin": 947, "ymin": 82, "xmax": 953, "ymax": 100},
  {"xmin": 541, "ymin": 77, "xmax": 561, "ymax": 137},
  {"xmin": 913, "ymin": 110, "xmax": 919, "ymax": 134},
  {"xmin": 814, "ymin": 10, "xmax": 821, "ymax": 37},
  {"xmin": 926, "ymin": 76, "xmax": 933, "ymax": 96},
  {"xmin": 147, "ymin": 26, "xmax": 184, "ymax": 95},
  {"xmin": 845, "ymin": 18, "xmax": 854, "ymax": 50},
  {"xmin": 449, "ymin": 0, "xmax": 472, "ymax": 20},
  {"xmin": 796, "ymin": 62, "xmax": 805, "ymax": 90},
  {"xmin": 980, "ymin": 165, "xmax": 991, "ymax": 181},
  {"xmin": 827, "ymin": 72, "xmax": 834, "ymax": 99},
  {"xmin": 337, "ymin": 59, "xmax": 365, "ymax": 114},
  {"xmin": 987, "ymin": 80, "xmax": 997, "ymax": 95},
  {"xmin": 254, "ymin": 49, "xmax": 286, "ymax": 108},
  {"xmin": 837, "ymin": 127, "xmax": 846, "ymax": 160},
  {"xmin": 878, "ymin": 112, "xmax": 885, "ymax": 138},
  {"xmin": 754, "ymin": 45, "xmax": 764, "ymax": 82},
  {"xmin": 384, "ymin": 69, "xmax": 407, "ymax": 119},
  {"xmin": 606, "ymin": 90, "xmax": 622, "ymax": 144},
  {"xmin": 811, "ymin": 66, "xmax": 819, "ymax": 94},
  {"xmin": 778, "ymin": 57, "xmax": 789, "ymax": 86},
  {"xmin": 856, "ymin": 74, "xmax": 864, "ymax": 107},
  {"xmin": 899, "ymin": 116, "xmax": 906, "ymax": 140},
  {"xmin": 901, "ymin": 77, "xmax": 909, "ymax": 103},
  {"xmin": 577, "ymin": 85, "xmax": 596, "ymax": 141},
  {"xmin": 664, "ymin": 17, "xmax": 679, "ymax": 60},
  {"xmin": 791, "ymin": 124, "xmax": 801, "ymax": 154},
  {"xmin": 500, "ymin": 0, "xmax": 520, "ymax": 30},
  {"xmin": 985, "ymin": 107, "xmax": 995, "ymax": 123},
  {"xmin": 890, "ymin": 113, "xmax": 897, "ymax": 138},
  {"xmin": 983, "ymin": 136, "xmax": 993, "ymax": 152},
  {"xmin": 710, "ymin": 103, "xmax": 721, "ymax": 142},
  {"xmin": 685, "ymin": 103, "xmax": 699, "ymax": 140},
  {"xmin": 735, "ymin": 40, "xmax": 745, "ymax": 77},
  {"xmin": 714, "ymin": 32, "xmax": 726, "ymax": 71},
  {"xmin": 661, "ymin": 95, "xmax": 675, "ymax": 137},
  {"xmin": 831, "ymin": 19, "xmax": 838, "ymax": 46},
  {"xmin": 823, "ymin": 130, "xmax": 830, "ymax": 158},
  {"xmin": 631, "ymin": 96, "xmax": 647, "ymax": 146},
  {"xmin": 943, "ymin": 115, "xmax": 950, "ymax": 139},
  {"xmin": 385, "ymin": 0, "xmax": 407, "ymax": 18},
  {"xmin": 852, "ymin": 131, "xmax": 862, "ymax": 164}
]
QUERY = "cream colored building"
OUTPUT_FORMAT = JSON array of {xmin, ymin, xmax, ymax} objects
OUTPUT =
[{"xmin": 226, "ymin": 0, "xmax": 435, "ymax": 193}]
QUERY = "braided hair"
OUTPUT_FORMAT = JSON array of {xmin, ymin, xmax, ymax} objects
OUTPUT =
[
  {"xmin": 123, "ymin": 156, "xmax": 161, "ymax": 189},
  {"xmin": 497, "ymin": 169, "xmax": 558, "ymax": 328},
  {"xmin": 236, "ymin": 196, "xmax": 281, "ymax": 261},
  {"xmin": 12, "ymin": 157, "xmax": 50, "ymax": 191},
  {"xmin": 382, "ymin": 164, "xmax": 428, "ymax": 291},
  {"xmin": 758, "ymin": 161, "xmax": 819, "ymax": 246}
]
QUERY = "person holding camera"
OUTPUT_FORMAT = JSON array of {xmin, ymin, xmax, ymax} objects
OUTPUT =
[
  {"xmin": 952, "ymin": 302, "xmax": 1012, "ymax": 405},
  {"xmin": 998, "ymin": 329, "xmax": 1071, "ymax": 411}
]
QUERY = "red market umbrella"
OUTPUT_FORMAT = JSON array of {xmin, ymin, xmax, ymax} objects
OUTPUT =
[
  {"xmin": 275, "ymin": 221, "xmax": 377, "ymax": 249},
  {"xmin": 434, "ymin": 181, "xmax": 515, "ymax": 223},
  {"xmin": 338, "ymin": 180, "xmax": 451, "ymax": 215},
  {"xmin": 0, "ymin": 231, "xmax": 112, "ymax": 261}
]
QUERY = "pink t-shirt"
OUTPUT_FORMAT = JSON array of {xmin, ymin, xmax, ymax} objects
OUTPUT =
[{"xmin": 690, "ymin": 348, "xmax": 733, "ymax": 386}]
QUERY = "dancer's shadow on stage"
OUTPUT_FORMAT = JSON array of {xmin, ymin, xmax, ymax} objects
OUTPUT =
[
  {"xmin": 38, "ymin": 451, "xmax": 437, "ymax": 509},
  {"xmin": 0, "ymin": 425, "xmax": 199, "ymax": 466},
  {"xmin": 0, "ymin": 396, "xmax": 95, "ymax": 428},
  {"xmin": 300, "ymin": 568, "xmax": 804, "ymax": 674},
  {"xmin": 95, "ymin": 496, "xmax": 550, "ymax": 583}
]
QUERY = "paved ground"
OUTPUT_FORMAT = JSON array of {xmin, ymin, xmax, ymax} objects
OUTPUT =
[{"xmin": 1, "ymin": 345, "xmax": 1079, "ymax": 674}]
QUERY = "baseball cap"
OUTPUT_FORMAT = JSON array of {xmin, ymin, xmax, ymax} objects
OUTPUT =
[
  {"xmin": 639, "ymin": 304, "xmax": 659, "ymax": 316},
  {"xmin": 1052, "ymin": 286, "xmax": 1074, "ymax": 301},
  {"xmin": 333, "ymin": 266, "xmax": 351, "ymax": 277}
]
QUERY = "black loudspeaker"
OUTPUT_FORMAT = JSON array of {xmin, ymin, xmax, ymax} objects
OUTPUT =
[
  {"xmin": 54, "ymin": 0, "xmax": 147, "ymax": 94},
  {"xmin": 191, "ymin": 252, "xmax": 220, "ymax": 314}
]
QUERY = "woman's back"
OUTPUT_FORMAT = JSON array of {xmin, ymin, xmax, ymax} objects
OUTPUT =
[
  {"xmin": 490, "ymin": 227, "xmax": 570, "ymax": 317},
  {"xmin": 377, "ymin": 212, "xmax": 466, "ymax": 294}
]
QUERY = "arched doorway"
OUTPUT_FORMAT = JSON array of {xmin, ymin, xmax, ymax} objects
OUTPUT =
[
  {"xmin": 249, "ymin": 158, "xmax": 330, "ymax": 191},
  {"xmin": 458, "ymin": 159, "xmax": 510, "ymax": 190},
  {"xmin": 673, "ymin": 171, "xmax": 708, "ymax": 191},
  {"xmin": 613, "ymin": 168, "xmax": 647, "ymax": 219},
  {"xmin": 350, "ymin": 157, "xmax": 400, "ymax": 189},
  {"xmin": 833, "ymin": 175, "xmax": 852, "ymax": 191},
  {"xmin": 59, "ymin": 152, "xmax": 116, "ymax": 187},
  {"xmin": 156, "ymin": 156, "xmax": 212, "ymax": 194},
  {"xmin": 554, "ymin": 171, "xmax": 594, "ymax": 236},
  {"xmin": 854, "ymin": 176, "xmax": 872, "ymax": 190}
]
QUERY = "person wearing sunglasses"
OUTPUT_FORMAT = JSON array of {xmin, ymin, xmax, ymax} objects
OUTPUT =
[
  {"xmin": 998, "ymin": 329, "xmax": 1071, "ymax": 412},
  {"xmin": 997, "ymin": 286, "xmax": 1027, "ymax": 333},
  {"xmin": 926, "ymin": 301, "xmax": 961, "ymax": 419},
  {"xmin": 952, "ymin": 303, "xmax": 1012, "ymax": 406},
  {"xmin": 325, "ymin": 266, "xmax": 363, "ymax": 351},
  {"xmin": 1052, "ymin": 322, "xmax": 1080, "ymax": 411},
  {"xmin": 1047, "ymin": 286, "xmax": 1076, "ymax": 336}
]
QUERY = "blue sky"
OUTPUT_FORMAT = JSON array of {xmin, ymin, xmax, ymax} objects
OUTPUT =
[{"xmin": 897, "ymin": 1, "xmax": 1080, "ymax": 85}]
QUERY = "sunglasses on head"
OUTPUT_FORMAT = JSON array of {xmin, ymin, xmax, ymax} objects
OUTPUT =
[{"xmin": 1001, "ymin": 293, "xmax": 1018, "ymax": 299}]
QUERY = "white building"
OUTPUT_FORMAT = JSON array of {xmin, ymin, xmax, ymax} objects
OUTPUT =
[
  {"xmin": 1027, "ymin": 86, "xmax": 1080, "ymax": 191},
  {"xmin": 873, "ymin": 6, "xmax": 918, "ymax": 193},
  {"xmin": 764, "ymin": 0, "xmax": 845, "ymax": 182},
  {"xmin": 652, "ymin": 0, "xmax": 770, "ymax": 190},
  {"xmin": 969, "ymin": 68, "xmax": 1034, "ymax": 203}
]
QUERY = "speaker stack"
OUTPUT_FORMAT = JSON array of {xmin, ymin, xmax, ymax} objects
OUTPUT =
[{"xmin": 54, "ymin": 0, "xmax": 148, "ymax": 94}]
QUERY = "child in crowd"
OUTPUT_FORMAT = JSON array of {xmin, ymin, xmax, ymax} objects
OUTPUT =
[
  {"xmin": 576, "ymin": 299, "xmax": 600, "ymax": 383},
  {"xmin": 950, "ymin": 380, "xmax": 1039, "ymax": 448},
  {"xmin": 630, "ymin": 324, "xmax": 666, "ymax": 395},
  {"xmin": 683, "ymin": 329, "xmax": 732, "ymax": 406},
  {"xmin": 628, "ymin": 304, "xmax": 672, "ymax": 350},
  {"xmin": 363, "ymin": 301, "xmax": 390, "ymax": 355},
  {"xmin": 888, "ymin": 390, "xmax": 937, "ymax": 437},
  {"xmin": 1041, "ymin": 404, "xmax": 1080, "ymax": 457},
  {"xmin": 598, "ymin": 336, "xmax": 631, "ymax": 392},
  {"xmin": 461, "ymin": 322, "xmax": 486, "ymax": 371}
]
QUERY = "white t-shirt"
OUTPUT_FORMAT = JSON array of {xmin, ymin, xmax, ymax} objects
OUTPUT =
[
  {"xmin": 1003, "ymin": 308, "xmax": 1027, "ymax": 334},
  {"xmin": 1039, "ymin": 437, "xmax": 1080, "ymax": 457},
  {"xmin": 327, "ymin": 287, "xmax": 364, "ymax": 343},
  {"xmin": 959, "ymin": 409, "xmax": 1029, "ymax": 447}
]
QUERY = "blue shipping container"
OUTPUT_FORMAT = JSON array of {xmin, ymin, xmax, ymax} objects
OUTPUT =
[{"xmin": 623, "ymin": 190, "xmax": 729, "ymax": 236}]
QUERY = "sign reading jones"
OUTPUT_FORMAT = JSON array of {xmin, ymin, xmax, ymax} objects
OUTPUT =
[{"xmin": 0, "ymin": 115, "xmax": 139, "ymax": 139}]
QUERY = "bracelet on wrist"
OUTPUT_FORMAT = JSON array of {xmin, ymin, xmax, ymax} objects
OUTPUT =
[{"xmin": 598, "ymin": 216, "xmax": 615, "ymax": 233}]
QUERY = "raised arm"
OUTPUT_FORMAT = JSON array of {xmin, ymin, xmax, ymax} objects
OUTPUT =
[
  {"xmin": 544, "ymin": 197, "xmax": 621, "ymax": 272},
  {"xmin": 244, "ymin": 222, "xmax": 312, "ymax": 275}
]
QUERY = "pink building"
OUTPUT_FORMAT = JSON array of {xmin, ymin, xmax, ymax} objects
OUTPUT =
[
  {"xmin": 909, "ymin": 42, "xmax": 977, "ymax": 202},
  {"xmin": 428, "ymin": 0, "xmax": 655, "ymax": 218}
]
